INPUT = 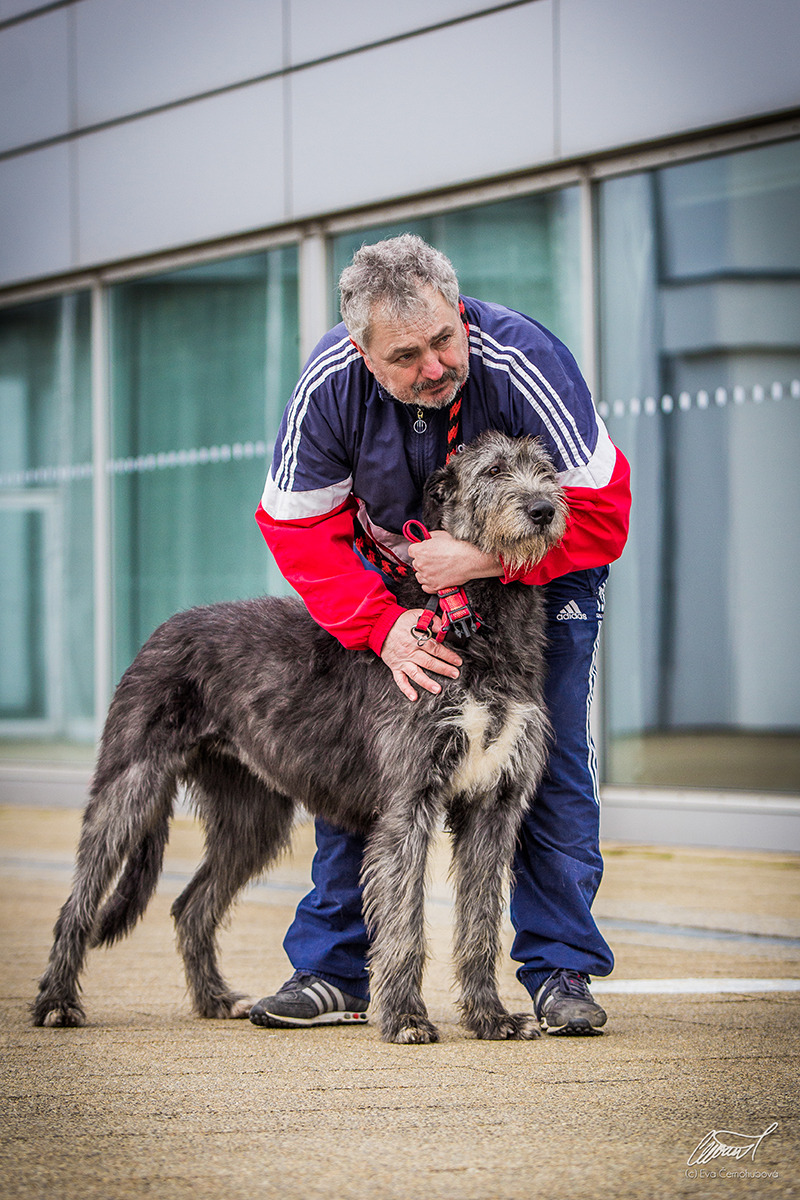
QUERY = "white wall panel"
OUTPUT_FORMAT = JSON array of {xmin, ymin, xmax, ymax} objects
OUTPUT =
[
  {"xmin": 76, "ymin": 0, "xmax": 283, "ymax": 127},
  {"xmin": 289, "ymin": 0, "xmax": 512, "ymax": 64},
  {"xmin": 290, "ymin": 4, "xmax": 554, "ymax": 218},
  {"xmin": 0, "ymin": 8, "xmax": 70, "ymax": 153},
  {"xmin": 76, "ymin": 81, "xmax": 285, "ymax": 266},
  {"xmin": 0, "ymin": 144, "xmax": 73, "ymax": 284},
  {"xmin": 559, "ymin": 0, "xmax": 800, "ymax": 158}
]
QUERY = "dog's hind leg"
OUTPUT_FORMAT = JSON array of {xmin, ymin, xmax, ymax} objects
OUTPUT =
[
  {"xmin": 32, "ymin": 761, "xmax": 177, "ymax": 1027},
  {"xmin": 449, "ymin": 783, "xmax": 540, "ymax": 1041},
  {"xmin": 362, "ymin": 795, "xmax": 440, "ymax": 1044},
  {"xmin": 171, "ymin": 752, "xmax": 295, "ymax": 1019}
]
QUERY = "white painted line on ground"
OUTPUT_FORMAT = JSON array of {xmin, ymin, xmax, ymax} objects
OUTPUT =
[{"xmin": 592, "ymin": 978, "xmax": 800, "ymax": 994}]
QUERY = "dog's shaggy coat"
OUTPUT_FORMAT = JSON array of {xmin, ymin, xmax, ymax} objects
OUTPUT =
[{"xmin": 33, "ymin": 432, "xmax": 568, "ymax": 1043}]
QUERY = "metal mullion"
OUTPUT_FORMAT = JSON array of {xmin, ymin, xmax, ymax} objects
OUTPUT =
[
  {"xmin": 579, "ymin": 171, "xmax": 597, "ymax": 397},
  {"xmin": 99, "ymin": 228, "xmax": 303, "ymax": 286},
  {"xmin": 578, "ymin": 171, "xmax": 606, "ymax": 782},
  {"xmin": 90, "ymin": 280, "xmax": 112, "ymax": 736},
  {"xmin": 583, "ymin": 112, "xmax": 800, "ymax": 181},
  {"xmin": 298, "ymin": 229, "xmax": 330, "ymax": 365},
  {"xmin": 2, "ymin": 114, "xmax": 799, "ymax": 312},
  {"xmin": 319, "ymin": 167, "xmax": 587, "ymax": 237}
]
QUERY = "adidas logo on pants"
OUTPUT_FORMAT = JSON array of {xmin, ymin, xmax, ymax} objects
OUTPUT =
[{"xmin": 556, "ymin": 599, "xmax": 587, "ymax": 621}]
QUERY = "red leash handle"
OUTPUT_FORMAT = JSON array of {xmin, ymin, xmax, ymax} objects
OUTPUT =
[
  {"xmin": 402, "ymin": 521, "xmax": 482, "ymax": 644},
  {"xmin": 403, "ymin": 519, "xmax": 430, "ymax": 544},
  {"xmin": 402, "ymin": 521, "xmax": 437, "ymax": 642}
]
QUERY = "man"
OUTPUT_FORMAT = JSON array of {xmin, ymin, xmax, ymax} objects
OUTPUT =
[{"xmin": 251, "ymin": 234, "xmax": 631, "ymax": 1035}]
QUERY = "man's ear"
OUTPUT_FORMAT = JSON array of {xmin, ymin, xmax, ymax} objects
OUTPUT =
[
  {"xmin": 422, "ymin": 462, "xmax": 456, "ymax": 531},
  {"xmin": 351, "ymin": 338, "xmax": 374, "ymax": 375}
]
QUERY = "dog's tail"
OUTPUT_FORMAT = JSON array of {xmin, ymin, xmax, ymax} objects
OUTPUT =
[{"xmin": 90, "ymin": 803, "xmax": 172, "ymax": 948}]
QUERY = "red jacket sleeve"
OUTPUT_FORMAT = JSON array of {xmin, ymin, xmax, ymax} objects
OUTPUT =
[
  {"xmin": 255, "ymin": 496, "xmax": 406, "ymax": 653},
  {"xmin": 501, "ymin": 445, "xmax": 631, "ymax": 586}
]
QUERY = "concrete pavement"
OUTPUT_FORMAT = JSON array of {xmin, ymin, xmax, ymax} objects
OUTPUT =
[{"xmin": 1, "ymin": 804, "xmax": 799, "ymax": 1200}]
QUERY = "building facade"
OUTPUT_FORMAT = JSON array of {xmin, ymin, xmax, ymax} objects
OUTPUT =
[{"xmin": 1, "ymin": 0, "xmax": 799, "ymax": 843}]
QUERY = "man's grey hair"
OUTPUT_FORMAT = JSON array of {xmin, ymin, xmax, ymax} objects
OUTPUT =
[{"xmin": 339, "ymin": 233, "xmax": 460, "ymax": 348}]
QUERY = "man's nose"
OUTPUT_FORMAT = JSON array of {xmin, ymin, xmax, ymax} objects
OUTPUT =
[{"xmin": 419, "ymin": 350, "xmax": 445, "ymax": 379}]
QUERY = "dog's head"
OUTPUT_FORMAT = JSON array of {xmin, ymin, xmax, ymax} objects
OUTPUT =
[{"xmin": 422, "ymin": 432, "xmax": 568, "ymax": 570}]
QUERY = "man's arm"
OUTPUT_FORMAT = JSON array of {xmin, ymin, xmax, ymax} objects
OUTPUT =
[
  {"xmin": 501, "ymin": 447, "xmax": 631, "ymax": 586},
  {"xmin": 256, "ymin": 496, "xmax": 404, "ymax": 652},
  {"xmin": 408, "ymin": 532, "xmax": 502, "ymax": 593},
  {"xmin": 379, "ymin": 609, "xmax": 462, "ymax": 701},
  {"xmin": 407, "ymin": 446, "xmax": 631, "ymax": 592},
  {"xmin": 256, "ymin": 498, "xmax": 462, "ymax": 697}
]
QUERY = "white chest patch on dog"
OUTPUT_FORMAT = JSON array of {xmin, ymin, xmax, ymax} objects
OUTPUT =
[{"xmin": 448, "ymin": 698, "xmax": 531, "ymax": 796}]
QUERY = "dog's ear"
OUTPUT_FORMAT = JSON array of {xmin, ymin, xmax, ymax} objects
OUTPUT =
[{"xmin": 422, "ymin": 461, "xmax": 457, "ymax": 530}]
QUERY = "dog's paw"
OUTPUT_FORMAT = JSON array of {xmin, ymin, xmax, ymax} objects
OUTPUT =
[
  {"xmin": 227, "ymin": 995, "xmax": 257, "ymax": 1019},
  {"xmin": 384, "ymin": 1014, "xmax": 440, "ymax": 1044},
  {"xmin": 35, "ymin": 1003, "xmax": 86, "ymax": 1028},
  {"xmin": 468, "ymin": 1011, "xmax": 541, "ymax": 1041},
  {"xmin": 199, "ymin": 992, "xmax": 255, "ymax": 1019},
  {"xmin": 503, "ymin": 1012, "xmax": 541, "ymax": 1040}
]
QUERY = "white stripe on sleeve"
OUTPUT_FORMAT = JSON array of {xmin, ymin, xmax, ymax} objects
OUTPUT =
[
  {"xmin": 556, "ymin": 417, "xmax": 617, "ymax": 489},
  {"xmin": 261, "ymin": 470, "xmax": 354, "ymax": 521},
  {"xmin": 276, "ymin": 338, "xmax": 360, "ymax": 491}
]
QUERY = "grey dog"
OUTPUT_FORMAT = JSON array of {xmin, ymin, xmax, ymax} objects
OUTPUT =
[{"xmin": 32, "ymin": 431, "xmax": 568, "ymax": 1044}]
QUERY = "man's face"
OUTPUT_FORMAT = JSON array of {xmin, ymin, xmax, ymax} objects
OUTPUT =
[{"xmin": 355, "ymin": 287, "xmax": 470, "ymax": 408}]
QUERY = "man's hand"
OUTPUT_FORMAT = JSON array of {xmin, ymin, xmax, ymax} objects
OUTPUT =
[
  {"xmin": 380, "ymin": 609, "xmax": 462, "ymax": 702},
  {"xmin": 407, "ymin": 530, "xmax": 502, "ymax": 593}
]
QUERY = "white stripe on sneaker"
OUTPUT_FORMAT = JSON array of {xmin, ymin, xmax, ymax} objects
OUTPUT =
[{"xmin": 301, "ymin": 985, "xmax": 327, "ymax": 1014}]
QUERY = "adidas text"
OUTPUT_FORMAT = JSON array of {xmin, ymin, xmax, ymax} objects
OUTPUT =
[{"xmin": 556, "ymin": 600, "xmax": 587, "ymax": 621}]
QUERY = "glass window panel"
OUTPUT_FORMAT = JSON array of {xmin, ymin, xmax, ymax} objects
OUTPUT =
[
  {"xmin": 599, "ymin": 138, "xmax": 800, "ymax": 792},
  {"xmin": 330, "ymin": 190, "xmax": 582, "ymax": 360},
  {"xmin": 0, "ymin": 293, "xmax": 93, "ymax": 742},
  {"xmin": 660, "ymin": 139, "xmax": 800, "ymax": 278},
  {"xmin": 0, "ymin": 508, "xmax": 45, "ymax": 719},
  {"xmin": 110, "ymin": 246, "xmax": 299, "ymax": 678}
]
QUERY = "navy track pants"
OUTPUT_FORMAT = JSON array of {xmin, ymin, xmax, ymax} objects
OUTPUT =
[{"xmin": 282, "ymin": 566, "xmax": 614, "ymax": 1002}]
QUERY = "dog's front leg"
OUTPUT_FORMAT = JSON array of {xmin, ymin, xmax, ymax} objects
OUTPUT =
[
  {"xmin": 362, "ymin": 797, "xmax": 439, "ymax": 1044},
  {"xmin": 450, "ymin": 782, "xmax": 540, "ymax": 1040}
]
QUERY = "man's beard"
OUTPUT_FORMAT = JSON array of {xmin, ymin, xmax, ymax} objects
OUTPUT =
[{"xmin": 404, "ymin": 365, "xmax": 469, "ymax": 409}]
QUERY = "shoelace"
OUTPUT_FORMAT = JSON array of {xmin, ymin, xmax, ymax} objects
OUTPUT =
[
  {"xmin": 556, "ymin": 971, "xmax": 591, "ymax": 997},
  {"xmin": 279, "ymin": 972, "xmax": 313, "ymax": 994}
]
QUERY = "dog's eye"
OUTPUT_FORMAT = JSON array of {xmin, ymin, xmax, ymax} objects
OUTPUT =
[{"xmin": 486, "ymin": 463, "xmax": 503, "ymax": 476}]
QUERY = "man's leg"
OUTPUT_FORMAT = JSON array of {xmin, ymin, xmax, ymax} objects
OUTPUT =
[
  {"xmin": 510, "ymin": 566, "xmax": 614, "ymax": 1030},
  {"xmin": 283, "ymin": 817, "xmax": 371, "ymax": 999},
  {"xmin": 249, "ymin": 819, "xmax": 371, "ymax": 1027}
]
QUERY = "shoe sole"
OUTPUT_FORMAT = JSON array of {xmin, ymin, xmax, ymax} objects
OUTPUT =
[
  {"xmin": 540, "ymin": 1016, "xmax": 606, "ymax": 1036},
  {"xmin": 250, "ymin": 1008, "xmax": 368, "ymax": 1028}
]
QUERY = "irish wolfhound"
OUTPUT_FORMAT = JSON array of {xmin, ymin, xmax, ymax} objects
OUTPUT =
[{"xmin": 32, "ymin": 432, "xmax": 567, "ymax": 1044}]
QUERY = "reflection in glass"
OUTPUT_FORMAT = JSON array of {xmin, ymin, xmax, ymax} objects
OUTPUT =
[
  {"xmin": 330, "ymin": 191, "xmax": 583, "ymax": 363},
  {"xmin": 0, "ymin": 293, "xmax": 93, "ymax": 740},
  {"xmin": 600, "ymin": 139, "xmax": 800, "ymax": 791},
  {"xmin": 111, "ymin": 248, "xmax": 299, "ymax": 679}
]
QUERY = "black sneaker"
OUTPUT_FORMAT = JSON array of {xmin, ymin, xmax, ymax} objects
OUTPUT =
[
  {"xmin": 249, "ymin": 971, "xmax": 369, "ymax": 1028},
  {"xmin": 533, "ymin": 969, "xmax": 607, "ymax": 1035}
]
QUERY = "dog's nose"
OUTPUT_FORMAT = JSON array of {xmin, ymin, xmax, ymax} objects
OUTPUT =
[{"xmin": 526, "ymin": 499, "xmax": 555, "ymax": 527}]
